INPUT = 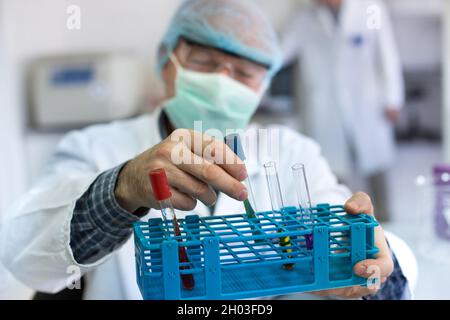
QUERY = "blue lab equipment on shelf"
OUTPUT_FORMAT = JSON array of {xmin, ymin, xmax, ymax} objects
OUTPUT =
[{"xmin": 133, "ymin": 204, "xmax": 379, "ymax": 300}]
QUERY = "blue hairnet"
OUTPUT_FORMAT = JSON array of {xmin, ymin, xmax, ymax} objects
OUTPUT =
[{"xmin": 157, "ymin": 0, "xmax": 282, "ymax": 79}]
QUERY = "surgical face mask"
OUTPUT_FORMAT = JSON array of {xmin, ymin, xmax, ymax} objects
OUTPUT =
[{"xmin": 163, "ymin": 54, "xmax": 266, "ymax": 138}]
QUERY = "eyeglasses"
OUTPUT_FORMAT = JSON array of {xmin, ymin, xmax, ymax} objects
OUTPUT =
[{"xmin": 177, "ymin": 39, "xmax": 269, "ymax": 88}]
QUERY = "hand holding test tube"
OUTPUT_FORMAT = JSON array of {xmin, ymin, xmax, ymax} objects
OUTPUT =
[
  {"xmin": 224, "ymin": 134, "xmax": 258, "ymax": 216},
  {"xmin": 149, "ymin": 168, "xmax": 195, "ymax": 290}
]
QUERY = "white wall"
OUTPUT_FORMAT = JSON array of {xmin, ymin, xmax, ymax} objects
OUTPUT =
[
  {"xmin": 0, "ymin": 1, "xmax": 27, "ymax": 220},
  {"xmin": 387, "ymin": 0, "xmax": 443, "ymax": 72},
  {"xmin": 5, "ymin": 0, "xmax": 305, "ymax": 106},
  {"xmin": 444, "ymin": 0, "xmax": 450, "ymax": 162},
  {"xmin": 387, "ymin": 0, "xmax": 442, "ymax": 16},
  {"xmin": 5, "ymin": 0, "xmax": 185, "ymax": 102},
  {"xmin": 0, "ymin": 0, "xmax": 34, "ymax": 300}
]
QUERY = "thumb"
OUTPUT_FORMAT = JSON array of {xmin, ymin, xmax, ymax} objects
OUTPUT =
[{"xmin": 344, "ymin": 192, "xmax": 374, "ymax": 216}]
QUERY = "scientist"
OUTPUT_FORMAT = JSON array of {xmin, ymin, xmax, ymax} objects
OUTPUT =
[
  {"xmin": 0, "ymin": 0, "xmax": 410, "ymax": 299},
  {"xmin": 281, "ymin": 0, "xmax": 405, "ymax": 221}
]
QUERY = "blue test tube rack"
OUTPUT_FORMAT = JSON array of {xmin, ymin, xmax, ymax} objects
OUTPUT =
[{"xmin": 133, "ymin": 204, "xmax": 379, "ymax": 300}]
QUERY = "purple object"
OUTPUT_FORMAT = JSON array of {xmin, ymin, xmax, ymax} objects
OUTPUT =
[
  {"xmin": 305, "ymin": 234, "xmax": 314, "ymax": 250},
  {"xmin": 433, "ymin": 164, "xmax": 450, "ymax": 241}
]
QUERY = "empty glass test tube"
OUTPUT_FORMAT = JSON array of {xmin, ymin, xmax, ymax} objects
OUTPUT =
[
  {"xmin": 292, "ymin": 163, "xmax": 314, "ymax": 250},
  {"xmin": 263, "ymin": 162, "xmax": 285, "ymax": 212}
]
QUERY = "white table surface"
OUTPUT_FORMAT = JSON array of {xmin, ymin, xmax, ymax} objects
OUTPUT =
[{"xmin": 384, "ymin": 223, "xmax": 450, "ymax": 300}]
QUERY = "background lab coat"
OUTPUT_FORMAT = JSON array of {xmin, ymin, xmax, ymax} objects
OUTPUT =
[
  {"xmin": 0, "ymin": 108, "xmax": 409, "ymax": 299},
  {"xmin": 281, "ymin": 0, "xmax": 405, "ymax": 177}
]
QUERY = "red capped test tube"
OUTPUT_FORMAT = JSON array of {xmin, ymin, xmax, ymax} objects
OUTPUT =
[{"xmin": 149, "ymin": 168, "xmax": 195, "ymax": 290}]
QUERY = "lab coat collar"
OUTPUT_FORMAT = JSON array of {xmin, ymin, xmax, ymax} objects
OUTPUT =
[
  {"xmin": 316, "ymin": 3, "xmax": 338, "ymax": 37},
  {"xmin": 315, "ymin": 0, "xmax": 352, "ymax": 38},
  {"xmin": 154, "ymin": 106, "xmax": 165, "ymax": 141}
]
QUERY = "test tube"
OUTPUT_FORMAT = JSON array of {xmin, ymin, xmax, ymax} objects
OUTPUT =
[
  {"xmin": 245, "ymin": 175, "xmax": 258, "ymax": 216},
  {"xmin": 225, "ymin": 134, "xmax": 257, "ymax": 215},
  {"xmin": 263, "ymin": 161, "xmax": 294, "ymax": 270},
  {"xmin": 149, "ymin": 169, "xmax": 195, "ymax": 290},
  {"xmin": 291, "ymin": 163, "xmax": 314, "ymax": 250},
  {"xmin": 225, "ymin": 134, "xmax": 263, "ymax": 246},
  {"xmin": 263, "ymin": 162, "xmax": 285, "ymax": 212}
]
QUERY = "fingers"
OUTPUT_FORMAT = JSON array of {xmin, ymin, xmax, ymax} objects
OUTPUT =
[
  {"xmin": 385, "ymin": 108, "xmax": 400, "ymax": 123},
  {"xmin": 160, "ymin": 188, "xmax": 197, "ymax": 211},
  {"xmin": 342, "ymin": 192, "xmax": 394, "ymax": 297},
  {"xmin": 344, "ymin": 286, "xmax": 378, "ymax": 299},
  {"xmin": 353, "ymin": 257, "xmax": 394, "ymax": 280},
  {"xmin": 171, "ymin": 190, "xmax": 197, "ymax": 211},
  {"xmin": 310, "ymin": 290, "xmax": 330, "ymax": 297},
  {"xmin": 165, "ymin": 164, "xmax": 218, "ymax": 207},
  {"xmin": 171, "ymin": 129, "xmax": 248, "ymax": 182},
  {"xmin": 344, "ymin": 192, "xmax": 374, "ymax": 216},
  {"xmin": 346, "ymin": 192, "xmax": 394, "ymax": 283},
  {"xmin": 312, "ymin": 286, "xmax": 378, "ymax": 299},
  {"xmin": 177, "ymin": 152, "xmax": 248, "ymax": 201},
  {"xmin": 201, "ymin": 138, "xmax": 247, "ymax": 180},
  {"xmin": 157, "ymin": 129, "xmax": 248, "ymax": 202}
]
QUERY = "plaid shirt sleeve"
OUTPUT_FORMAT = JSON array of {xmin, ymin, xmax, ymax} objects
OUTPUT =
[{"xmin": 70, "ymin": 164, "xmax": 148, "ymax": 264}]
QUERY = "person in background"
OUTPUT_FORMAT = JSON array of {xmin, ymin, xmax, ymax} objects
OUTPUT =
[
  {"xmin": 0, "ymin": 0, "xmax": 411, "ymax": 299},
  {"xmin": 281, "ymin": 0, "xmax": 405, "ymax": 221}
]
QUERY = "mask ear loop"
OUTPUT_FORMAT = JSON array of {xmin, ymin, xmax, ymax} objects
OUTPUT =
[
  {"xmin": 169, "ymin": 53, "xmax": 182, "ymax": 71},
  {"xmin": 170, "ymin": 38, "xmax": 196, "ymax": 71},
  {"xmin": 257, "ymin": 77, "xmax": 270, "ymax": 97}
]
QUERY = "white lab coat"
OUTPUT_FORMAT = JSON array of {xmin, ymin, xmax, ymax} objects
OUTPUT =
[
  {"xmin": 0, "ymin": 108, "xmax": 413, "ymax": 299},
  {"xmin": 281, "ymin": 0, "xmax": 405, "ymax": 177}
]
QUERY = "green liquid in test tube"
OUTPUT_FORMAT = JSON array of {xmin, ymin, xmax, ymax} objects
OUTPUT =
[{"xmin": 225, "ymin": 134, "xmax": 258, "ymax": 221}]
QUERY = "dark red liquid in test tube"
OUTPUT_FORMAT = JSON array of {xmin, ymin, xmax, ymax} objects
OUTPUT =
[
  {"xmin": 149, "ymin": 169, "xmax": 195, "ymax": 291},
  {"xmin": 173, "ymin": 215, "xmax": 195, "ymax": 290}
]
